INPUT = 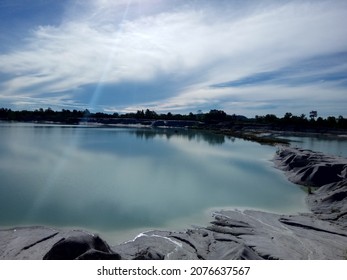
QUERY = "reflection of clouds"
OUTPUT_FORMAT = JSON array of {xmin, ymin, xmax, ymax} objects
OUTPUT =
[
  {"xmin": 0, "ymin": 125, "xmax": 308, "ymax": 235},
  {"xmin": 167, "ymin": 135, "xmax": 237, "ymax": 161},
  {"xmin": 0, "ymin": 128, "xmax": 202, "ymax": 229},
  {"xmin": 287, "ymin": 136, "xmax": 347, "ymax": 158},
  {"xmin": 129, "ymin": 128, "xmax": 225, "ymax": 146}
]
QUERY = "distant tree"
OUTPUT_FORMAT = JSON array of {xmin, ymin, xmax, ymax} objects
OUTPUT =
[
  {"xmin": 196, "ymin": 110, "xmax": 204, "ymax": 121},
  {"xmin": 309, "ymin": 111, "xmax": 317, "ymax": 120},
  {"xmin": 337, "ymin": 116, "xmax": 347, "ymax": 129},
  {"xmin": 144, "ymin": 109, "xmax": 157, "ymax": 119},
  {"xmin": 83, "ymin": 109, "xmax": 91, "ymax": 117},
  {"xmin": 316, "ymin": 116, "xmax": 324, "ymax": 126},
  {"xmin": 0, "ymin": 108, "xmax": 10, "ymax": 119},
  {"xmin": 255, "ymin": 115, "xmax": 262, "ymax": 122},
  {"xmin": 327, "ymin": 116, "xmax": 337, "ymax": 127},
  {"xmin": 188, "ymin": 112, "xmax": 195, "ymax": 120},
  {"xmin": 204, "ymin": 109, "xmax": 227, "ymax": 123},
  {"xmin": 135, "ymin": 110, "xmax": 145, "ymax": 119},
  {"xmin": 264, "ymin": 114, "xmax": 278, "ymax": 123},
  {"xmin": 94, "ymin": 112, "xmax": 108, "ymax": 118},
  {"xmin": 284, "ymin": 112, "xmax": 292, "ymax": 119},
  {"xmin": 45, "ymin": 107, "xmax": 53, "ymax": 114}
]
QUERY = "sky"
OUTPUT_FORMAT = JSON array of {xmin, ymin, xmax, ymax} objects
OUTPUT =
[{"xmin": 0, "ymin": 0, "xmax": 346, "ymax": 117}]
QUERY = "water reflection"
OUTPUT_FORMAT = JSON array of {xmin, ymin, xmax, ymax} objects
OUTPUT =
[
  {"xmin": 0, "ymin": 123, "xmax": 307, "ymax": 243},
  {"xmin": 287, "ymin": 135, "xmax": 347, "ymax": 158},
  {"xmin": 131, "ymin": 128, "xmax": 225, "ymax": 145}
]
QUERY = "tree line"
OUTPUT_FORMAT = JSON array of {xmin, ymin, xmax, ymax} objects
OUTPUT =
[
  {"xmin": 254, "ymin": 112, "xmax": 347, "ymax": 129},
  {"xmin": 0, "ymin": 108, "xmax": 237, "ymax": 124},
  {"xmin": 0, "ymin": 107, "xmax": 346, "ymax": 129}
]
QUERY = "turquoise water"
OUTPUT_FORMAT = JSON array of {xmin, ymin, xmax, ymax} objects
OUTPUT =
[
  {"xmin": 286, "ymin": 135, "xmax": 347, "ymax": 158},
  {"xmin": 0, "ymin": 123, "xmax": 307, "ymax": 244}
]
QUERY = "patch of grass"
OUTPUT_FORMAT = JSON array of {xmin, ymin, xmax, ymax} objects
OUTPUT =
[{"xmin": 217, "ymin": 129, "xmax": 290, "ymax": 146}]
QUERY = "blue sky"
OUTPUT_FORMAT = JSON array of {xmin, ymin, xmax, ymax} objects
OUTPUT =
[{"xmin": 0, "ymin": 0, "xmax": 346, "ymax": 117}]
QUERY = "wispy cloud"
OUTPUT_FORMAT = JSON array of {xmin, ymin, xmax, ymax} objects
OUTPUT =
[
  {"xmin": 0, "ymin": 0, "xmax": 346, "ymax": 116},
  {"xmin": 211, "ymin": 53, "xmax": 347, "ymax": 88}
]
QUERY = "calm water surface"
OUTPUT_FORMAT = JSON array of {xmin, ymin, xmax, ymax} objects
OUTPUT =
[
  {"xmin": 286, "ymin": 135, "xmax": 347, "ymax": 158},
  {"xmin": 0, "ymin": 123, "xmax": 308, "ymax": 244}
]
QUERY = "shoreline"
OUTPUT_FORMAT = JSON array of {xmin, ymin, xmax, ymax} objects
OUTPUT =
[
  {"xmin": 1, "ymin": 147, "xmax": 347, "ymax": 259},
  {"xmin": 2, "ymin": 119, "xmax": 347, "ymax": 145},
  {"xmin": 114, "ymin": 146, "xmax": 347, "ymax": 259}
]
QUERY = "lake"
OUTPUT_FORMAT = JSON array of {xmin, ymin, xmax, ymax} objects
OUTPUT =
[
  {"xmin": 285, "ymin": 135, "xmax": 347, "ymax": 158},
  {"xmin": 0, "ymin": 123, "xmax": 310, "ymax": 244}
]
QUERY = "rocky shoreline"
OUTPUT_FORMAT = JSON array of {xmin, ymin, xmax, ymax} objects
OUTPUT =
[{"xmin": 1, "ymin": 147, "xmax": 346, "ymax": 260}]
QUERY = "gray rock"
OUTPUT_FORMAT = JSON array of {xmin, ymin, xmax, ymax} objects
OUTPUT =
[
  {"xmin": 209, "ymin": 210, "xmax": 347, "ymax": 260},
  {"xmin": 0, "ymin": 226, "xmax": 61, "ymax": 260},
  {"xmin": 274, "ymin": 147, "xmax": 347, "ymax": 228},
  {"xmin": 43, "ymin": 234, "xmax": 121, "ymax": 260},
  {"xmin": 0, "ymin": 227, "xmax": 121, "ymax": 260},
  {"xmin": 274, "ymin": 147, "xmax": 347, "ymax": 187},
  {"xmin": 111, "ymin": 209, "xmax": 347, "ymax": 260}
]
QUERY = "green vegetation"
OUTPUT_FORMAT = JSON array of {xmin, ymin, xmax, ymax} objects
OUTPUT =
[
  {"xmin": 1, "ymin": 107, "xmax": 346, "ymax": 144},
  {"xmin": 255, "ymin": 112, "xmax": 347, "ymax": 130},
  {"xmin": 215, "ymin": 129, "xmax": 290, "ymax": 145},
  {"xmin": 1, "ymin": 107, "xmax": 346, "ymax": 128}
]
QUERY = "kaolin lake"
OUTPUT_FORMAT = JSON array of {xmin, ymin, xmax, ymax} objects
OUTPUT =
[{"xmin": 0, "ymin": 123, "xmax": 309, "ymax": 244}]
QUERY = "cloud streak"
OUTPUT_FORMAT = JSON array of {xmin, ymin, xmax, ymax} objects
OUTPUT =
[{"xmin": 0, "ymin": 0, "xmax": 346, "ymax": 116}]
